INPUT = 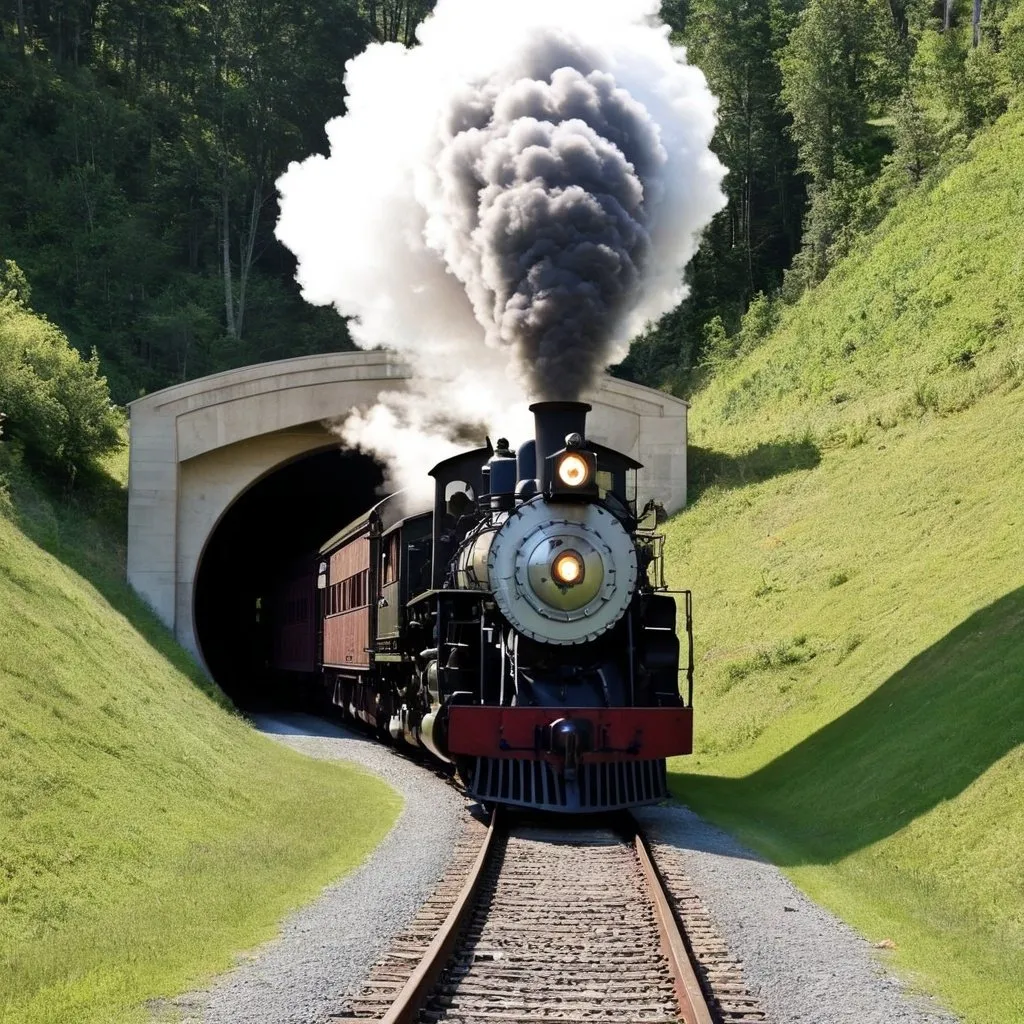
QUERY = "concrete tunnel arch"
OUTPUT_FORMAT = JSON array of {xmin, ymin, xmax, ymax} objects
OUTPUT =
[{"xmin": 126, "ymin": 350, "xmax": 690, "ymax": 678}]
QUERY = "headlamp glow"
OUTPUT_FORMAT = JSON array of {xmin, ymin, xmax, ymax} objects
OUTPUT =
[
  {"xmin": 557, "ymin": 453, "xmax": 590, "ymax": 488},
  {"xmin": 552, "ymin": 550, "xmax": 585, "ymax": 586}
]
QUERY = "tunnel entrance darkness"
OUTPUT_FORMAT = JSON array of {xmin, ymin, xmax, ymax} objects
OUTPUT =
[{"xmin": 194, "ymin": 447, "xmax": 383, "ymax": 708}]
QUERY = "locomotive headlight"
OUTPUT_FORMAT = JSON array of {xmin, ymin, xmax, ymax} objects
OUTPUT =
[
  {"xmin": 557, "ymin": 453, "xmax": 590, "ymax": 488},
  {"xmin": 552, "ymin": 550, "xmax": 585, "ymax": 586}
]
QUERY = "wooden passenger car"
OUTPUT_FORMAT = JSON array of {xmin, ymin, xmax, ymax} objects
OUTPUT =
[{"xmin": 316, "ymin": 495, "xmax": 433, "ymax": 730}]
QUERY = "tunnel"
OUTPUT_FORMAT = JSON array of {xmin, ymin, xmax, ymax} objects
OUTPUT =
[{"xmin": 193, "ymin": 447, "xmax": 383, "ymax": 708}]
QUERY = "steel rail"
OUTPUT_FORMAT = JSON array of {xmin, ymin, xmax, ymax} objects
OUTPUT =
[
  {"xmin": 378, "ymin": 806, "xmax": 499, "ymax": 1024},
  {"xmin": 351, "ymin": 808, "xmax": 717, "ymax": 1024},
  {"xmin": 632, "ymin": 820, "xmax": 716, "ymax": 1024}
]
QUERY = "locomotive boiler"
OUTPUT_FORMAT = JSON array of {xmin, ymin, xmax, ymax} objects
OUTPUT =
[{"xmin": 293, "ymin": 401, "xmax": 694, "ymax": 813}]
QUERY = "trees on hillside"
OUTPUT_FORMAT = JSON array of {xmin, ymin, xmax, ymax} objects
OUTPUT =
[
  {"xmin": 4, "ymin": 0, "xmax": 1023, "ymax": 403},
  {"xmin": 361, "ymin": 0, "xmax": 436, "ymax": 44},
  {"xmin": 781, "ymin": 0, "xmax": 901, "ymax": 185},
  {"xmin": 779, "ymin": 0, "xmax": 901, "ymax": 285},
  {"xmin": 617, "ymin": 0, "xmax": 806, "ymax": 392},
  {"xmin": 624, "ymin": 0, "xmax": 1024, "ymax": 395},
  {"xmin": 690, "ymin": 0, "xmax": 804, "ymax": 295},
  {"xmin": 0, "ymin": 0, "xmax": 371, "ymax": 401}
]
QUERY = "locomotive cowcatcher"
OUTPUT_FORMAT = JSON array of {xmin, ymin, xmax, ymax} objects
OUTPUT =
[{"xmin": 275, "ymin": 401, "xmax": 694, "ymax": 812}]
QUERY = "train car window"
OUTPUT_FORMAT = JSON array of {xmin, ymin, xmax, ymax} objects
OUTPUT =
[
  {"xmin": 444, "ymin": 481, "xmax": 475, "ymax": 501},
  {"xmin": 335, "ymin": 570, "xmax": 371, "ymax": 612},
  {"xmin": 383, "ymin": 533, "xmax": 401, "ymax": 585},
  {"xmin": 596, "ymin": 470, "xmax": 613, "ymax": 499}
]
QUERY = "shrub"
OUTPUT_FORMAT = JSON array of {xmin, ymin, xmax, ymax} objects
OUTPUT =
[
  {"xmin": 0, "ymin": 262, "xmax": 123, "ymax": 483},
  {"xmin": 699, "ymin": 315, "xmax": 739, "ymax": 369},
  {"xmin": 736, "ymin": 292, "xmax": 781, "ymax": 355}
]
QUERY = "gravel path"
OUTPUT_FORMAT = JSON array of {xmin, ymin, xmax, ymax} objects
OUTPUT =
[
  {"xmin": 635, "ymin": 804, "xmax": 961, "ymax": 1024},
  {"xmin": 171, "ymin": 712, "xmax": 466, "ymax": 1024}
]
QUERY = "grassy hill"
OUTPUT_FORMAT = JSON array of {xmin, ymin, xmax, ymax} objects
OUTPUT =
[
  {"xmin": 0, "ymin": 450, "xmax": 401, "ymax": 1024},
  {"xmin": 665, "ymin": 105, "xmax": 1024, "ymax": 1023}
]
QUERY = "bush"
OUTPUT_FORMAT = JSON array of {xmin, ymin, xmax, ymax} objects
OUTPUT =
[
  {"xmin": 699, "ymin": 315, "xmax": 739, "ymax": 369},
  {"xmin": 736, "ymin": 292, "xmax": 781, "ymax": 354},
  {"xmin": 0, "ymin": 261, "xmax": 123, "ymax": 483}
]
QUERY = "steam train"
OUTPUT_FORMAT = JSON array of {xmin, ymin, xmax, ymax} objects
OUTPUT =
[{"xmin": 270, "ymin": 402, "xmax": 694, "ymax": 812}]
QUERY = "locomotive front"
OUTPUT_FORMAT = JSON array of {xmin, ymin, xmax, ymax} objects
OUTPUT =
[{"xmin": 413, "ymin": 401, "xmax": 693, "ymax": 813}]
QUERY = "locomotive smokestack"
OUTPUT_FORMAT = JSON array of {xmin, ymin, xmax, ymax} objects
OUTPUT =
[{"xmin": 531, "ymin": 401, "xmax": 591, "ymax": 489}]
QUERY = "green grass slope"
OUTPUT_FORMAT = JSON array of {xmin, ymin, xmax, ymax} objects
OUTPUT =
[
  {"xmin": 665, "ymin": 106, "xmax": 1024, "ymax": 1024},
  {"xmin": 0, "ymin": 456, "xmax": 401, "ymax": 1024}
]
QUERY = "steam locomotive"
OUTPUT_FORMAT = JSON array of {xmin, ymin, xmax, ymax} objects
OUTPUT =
[{"xmin": 271, "ymin": 401, "xmax": 694, "ymax": 812}]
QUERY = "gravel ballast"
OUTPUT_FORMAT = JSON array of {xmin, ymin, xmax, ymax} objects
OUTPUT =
[
  {"xmin": 635, "ymin": 804, "xmax": 961, "ymax": 1024},
  {"xmin": 172, "ymin": 715, "xmax": 960, "ymax": 1024},
  {"xmin": 176, "ymin": 712, "xmax": 465, "ymax": 1024}
]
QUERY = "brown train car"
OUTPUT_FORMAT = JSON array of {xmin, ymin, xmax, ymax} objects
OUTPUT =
[
  {"xmin": 317, "ymin": 495, "xmax": 433, "ymax": 731},
  {"xmin": 322, "ymin": 527, "xmax": 372, "ymax": 670},
  {"xmin": 318, "ymin": 512, "xmax": 376, "ymax": 726}
]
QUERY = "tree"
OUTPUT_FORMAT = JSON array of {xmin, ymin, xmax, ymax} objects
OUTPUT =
[
  {"xmin": 687, "ymin": 0, "xmax": 803, "ymax": 295},
  {"xmin": 360, "ymin": 0, "xmax": 435, "ymax": 45},
  {"xmin": 780, "ymin": 0, "xmax": 902, "ymax": 185},
  {"xmin": 0, "ymin": 0, "xmax": 369, "ymax": 400},
  {"xmin": 660, "ymin": 0, "xmax": 689, "ymax": 36},
  {"xmin": 780, "ymin": 0, "xmax": 903, "ymax": 286}
]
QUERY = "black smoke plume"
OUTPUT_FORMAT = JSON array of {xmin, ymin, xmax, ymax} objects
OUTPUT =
[{"xmin": 276, "ymin": 0, "xmax": 726, "ymax": 496}]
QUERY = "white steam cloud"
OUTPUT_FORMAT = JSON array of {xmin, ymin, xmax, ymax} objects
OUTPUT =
[{"xmin": 276, "ymin": 0, "xmax": 727, "ymax": 501}]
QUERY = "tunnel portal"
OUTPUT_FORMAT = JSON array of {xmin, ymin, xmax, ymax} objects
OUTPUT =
[
  {"xmin": 193, "ymin": 448, "xmax": 382, "ymax": 706},
  {"xmin": 126, "ymin": 353, "xmax": 689, "ymax": 668}
]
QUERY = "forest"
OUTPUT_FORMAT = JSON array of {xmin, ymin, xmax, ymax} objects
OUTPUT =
[{"xmin": 1, "ymin": 0, "xmax": 1022, "ymax": 413}]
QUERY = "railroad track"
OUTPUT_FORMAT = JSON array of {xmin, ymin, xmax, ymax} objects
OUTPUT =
[{"xmin": 334, "ymin": 809, "xmax": 765, "ymax": 1024}]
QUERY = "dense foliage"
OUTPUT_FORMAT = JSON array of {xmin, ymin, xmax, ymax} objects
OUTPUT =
[
  {"xmin": 2, "ymin": 0, "xmax": 1023, "ymax": 405},
  {"xmin": 0, "ymin": 0, "xmax": 430, "ymax": 402},
  {"xmin": 617, "ymin": 0, "xmax": 1024, "ymax": 393},
  {"xmin": 0, "ymin": 260, "xmax": 121, "ymax": 482}
]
